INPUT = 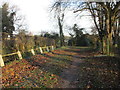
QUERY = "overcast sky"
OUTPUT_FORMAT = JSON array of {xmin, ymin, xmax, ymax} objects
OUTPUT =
[{"xmin": 0, "ymin": 0, "xmax": 94, "ymax": 36}]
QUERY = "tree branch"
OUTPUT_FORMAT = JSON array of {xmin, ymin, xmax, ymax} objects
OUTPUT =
[{"xmin": 73, "ymin": 8, "xmax": 100, "ymax": 13}]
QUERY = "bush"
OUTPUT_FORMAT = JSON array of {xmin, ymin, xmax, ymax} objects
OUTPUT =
[{"xmin": 2, "ymin": 33, "xmax": 55, "ymax": 55}]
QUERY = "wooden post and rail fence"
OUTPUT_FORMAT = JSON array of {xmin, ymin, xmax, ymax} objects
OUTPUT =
[{"xmin": 0, "ymin": 46, "xmax": 55, "ymax": 67}]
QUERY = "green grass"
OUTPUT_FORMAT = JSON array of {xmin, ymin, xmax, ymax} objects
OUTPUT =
[{"xmin": 2, "ymin": 46, "xmax": 75, "ymax": 88}]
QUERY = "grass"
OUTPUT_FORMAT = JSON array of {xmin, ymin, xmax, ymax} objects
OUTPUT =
[
  {"xmin": 2, "ymin": 48, "xmax": 75, "ymax": 88},
  {"xmin": 2, "ymin": 46, "xmax": 119, "ymax": 88}
]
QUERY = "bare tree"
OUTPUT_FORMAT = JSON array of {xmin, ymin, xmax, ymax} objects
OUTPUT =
[
  {"xmin": 74, "ymin": 1, "xmax": 120, "ymax": 55},
  {"xmin": 51, "ymin": 0, "xmax": 68, "ymax": 46}
]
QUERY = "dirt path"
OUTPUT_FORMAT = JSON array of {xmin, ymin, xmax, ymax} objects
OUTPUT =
[
  {"xmin": 56, "ymin": 48, "xmax": 92, "ymax": 88},
  {"xmin": 58, "ymin": 55, "xmax": 83, "ymax": 88},
  {"xmin": 56, "ymin": 47, "xmax": 120, "ymax": 88}
]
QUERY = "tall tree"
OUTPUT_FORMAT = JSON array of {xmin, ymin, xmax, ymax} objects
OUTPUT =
[
  {"xmin": 97, "ymin": 2, "xmax": 120, "ymax": 55},
  {"xmin": 2, "ymin": 3, "xmax": 16, "ymax": 38},
  {"xmin": 74, "ymin": 1, "xmax": 120, "ymax": 55},
  {"xmin": 51, "ymin": 0, "xmax": 66, "ymax": 46}
]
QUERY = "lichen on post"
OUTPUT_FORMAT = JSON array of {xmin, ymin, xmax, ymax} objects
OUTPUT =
[
  {"xmin": 39, "ymin": 47, "xmax": 43, "ymax": 54},
  {"xmin": 0, "ymin": 55, "xmax": 4, "ymax": 67},
  {"xmin": 31, "ymin": 49, "xmax": 35, "ymax": 55},
  {"xmin": 17, "ymin": 51, "xmax": 23, "ymax": 60}
]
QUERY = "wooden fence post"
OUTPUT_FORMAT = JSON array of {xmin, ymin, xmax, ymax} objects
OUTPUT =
[
  {"xmin": 47, "ymin": 46, "xmax": 49, "ymax": 52},
  {"xmin": 52, "ymin": 46, "xmax": 54, "ymax": 51},
  {"xmin": 17, "ymin": 51, "xmax": 23, "ymax": 59},
  {"xmin": 0, "ymin": 55, "xmax": 4, "ymax": 67},
  {"xmin": 31, "ymin": 49, "xmax": 35, "ymax": 55},
  {"xmin": 39, "ymin": 47, "xmax": 43, "ymax": 54}
]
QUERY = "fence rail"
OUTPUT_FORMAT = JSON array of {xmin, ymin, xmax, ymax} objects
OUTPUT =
[
  {"xmin": 2, "ymin": 52, "xmax": 18, "ymax": 57},
  {"xmin": 0, "ymin": 46, "xmax": 55, "ymax": 67}
]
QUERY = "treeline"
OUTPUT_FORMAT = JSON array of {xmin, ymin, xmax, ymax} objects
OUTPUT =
[
  {"xmin": 83, "ymin": 2, "xmax": 120, "ymax": 56},
  {"xmin": 1, "ymin": 3, "xmax": 56, "ymax": 55},
  {"xmin": 51, "ymin": 1, "xmax": 120, "ymax": 56},
  {"xmin": 2, "ymin": 32, "xmax": 55, "ymax": 55},
  {"xmin": 68, "ymin": 24, "xmax": 97, "ymax": 47}
]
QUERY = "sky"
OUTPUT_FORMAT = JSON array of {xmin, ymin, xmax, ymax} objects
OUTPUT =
[{"xmin": 0, "ymin": 0, "xmax": 94, "ymax": 36}]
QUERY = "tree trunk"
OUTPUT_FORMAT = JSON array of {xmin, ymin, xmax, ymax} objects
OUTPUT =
[
  {"xmin": 102, "ymin": 37, "xmax": 106, "ymax": 54},
  {"xmin": 107, "ymin": 33, "xmax": 113, "ymax": 55},
  {"xmin": 58, "ymin": 17, "xmax": 64, "ymax": 46},
  {"xmin": 106, "ymin": 11, "xmax": 113, "ymax": 55}
]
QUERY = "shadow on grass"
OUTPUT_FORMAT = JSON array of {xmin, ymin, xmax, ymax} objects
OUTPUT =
[
  {"xmin": 22, "ymin": 76, "xmax": 46, "ymax": 88},
  {"xmin": 78, "ymin": 56, "xmax": 120, "ymax": 88},
  {"xmin": 25, "ymin": 53, "xmax": 72, "ymax": 82},
  {"xmin": 51, "ymin": 48, "xmax": 94, "ymax": 59},
  {"xmin": 8, "ymin": 76, "xmax": 46, "ymax": 88},
  {"xmin": 20, "ymin": 47, "xmax": 120, "ymax": 88},
  {"xmin": 64, "ymin": 48, "xmax": 95, "ymax": 54},
  {"xmin": 43, "ymin": 53, "xmax": 72, "ymax": 65},
  {"xmin": 51, "ymin": 52, "xmax": 73, "ymax": 57}
]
